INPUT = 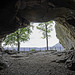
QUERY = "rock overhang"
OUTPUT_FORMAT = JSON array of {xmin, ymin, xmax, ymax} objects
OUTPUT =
[{"xmin": 0, "ymin": 0, "xmax": 75, "ymax": 49}]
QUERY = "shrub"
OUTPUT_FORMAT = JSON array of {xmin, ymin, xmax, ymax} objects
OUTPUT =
[{"xmin": 30, "ymin": 49, "xmax": 35, "ymax": 51}]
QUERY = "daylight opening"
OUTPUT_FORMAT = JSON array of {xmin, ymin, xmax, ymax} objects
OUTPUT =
[{"xmin": 2, "ymin": 21, "xmax": 64, "ymax": 51}]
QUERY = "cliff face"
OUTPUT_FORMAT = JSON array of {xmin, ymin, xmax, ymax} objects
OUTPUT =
[{"xmin": 55, "ymin": 18, "xmax": 75, "ymax": 50}]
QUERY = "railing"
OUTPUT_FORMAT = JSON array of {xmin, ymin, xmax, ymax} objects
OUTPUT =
[{"xmin": 4, "ymin": 47, "xmax": 64, "ymax": 52}]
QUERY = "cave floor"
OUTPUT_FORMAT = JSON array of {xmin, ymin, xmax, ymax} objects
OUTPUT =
[{"xmin": 0, "ymin": 51, "xmax": 75, "ymax": 75}]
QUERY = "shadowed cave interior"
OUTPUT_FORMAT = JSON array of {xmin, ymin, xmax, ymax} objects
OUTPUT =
[{"xmin": 0, "ymin": 0, "xmax": 75, "ymax": 75}]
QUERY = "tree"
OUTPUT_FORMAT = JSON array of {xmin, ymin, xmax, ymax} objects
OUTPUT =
[
  {"xmin": 3, "ymin": 26, "xmax": 32, "ymax": 52},
  {"xmin": 36, "ymin": 21, "xmax": 53, "ymax": 51}
]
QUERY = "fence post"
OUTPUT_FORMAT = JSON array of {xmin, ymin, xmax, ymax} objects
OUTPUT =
[
  {"xmin": 60, "ymin": 47, "xmax": 61, "ymax": 51},
  {"xmin": 24, "ymin": 48, "xmax": 25, "ymax": 52},
  {"xmin": 35, "ymin": 48, "xmax": 36, "ymax": 51},
  {"xmin": 40, "ymin": 48, "xmax": 41, "ymax": 52},
  {"xmin": 55, "ymin": 47, "xmax": 56, "ymax": 50},
  {"xmin": 29, "ymin": 48, "xmax": 30, "ymax": 51},
  {"xmin": 50, "ymin": 47, "xmax": 51, "ymax": 50}
]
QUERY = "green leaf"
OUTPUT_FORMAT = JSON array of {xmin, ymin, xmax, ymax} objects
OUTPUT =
[
  {"xmin": 3, "ymin": 26, "xmax": 32, "ymax": 46},
  {"xmin": 36, "ymin": 21, "xmax": 53, "ymax": 39}
]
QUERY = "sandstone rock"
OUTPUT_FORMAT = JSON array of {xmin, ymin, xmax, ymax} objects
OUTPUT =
[
  {"xmin": 65, "ymin": 50, "xmax": 75, "ymax": 71},
  {"xmin": 0, "ymin": 56, "xmax": 9, "ymax": 70},
  {"xmin": 55, "ymin": 21, "xmax": 75, "ymax": 50},
  {"xmin": 4, "ymin": 50, "xmax": 17, "ymax": 55},
  {"xmin": 0, "ymin": 0, "xmax": 75, "ymax": 55},
  {"xmin": 56, "ymin": 59, "xmax": 66, "ymax": 63},
  {"xmin": 51, "ymin": 60, "xmax": 56, "ymax": 62},
  {"xmin": 57, "ymin": 52, "xmax": 63, "ymax": 56},
  {"xmin": 0, "ymin": 0, "xmax": 75, "ymax": 72},
  {"xmin": 0, "ymin": 61, "xmax": 9, "ymax": 70},
  {"xmin": 0, "ymin": 0, "xmax": 75, "ymax": 40}
]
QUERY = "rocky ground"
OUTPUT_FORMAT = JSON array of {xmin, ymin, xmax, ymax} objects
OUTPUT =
[{"xmin": 0, "ymin": 50, "xmax": 75, "ymax": 75}]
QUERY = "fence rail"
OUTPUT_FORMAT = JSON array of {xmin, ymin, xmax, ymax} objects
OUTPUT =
[{"xmin": 5, "ymin": 47, "xmax": 64, "ymax": 51}]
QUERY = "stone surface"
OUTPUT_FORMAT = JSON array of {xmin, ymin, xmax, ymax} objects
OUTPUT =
[
  {"xmin": 0, "ymin": 51, "xmax": 75, "ymax": 75},
  {"xmin": 0, "ymin": 0, "xmax": 75, "ymax": 39},
  {"xmin": 0, "ymin": 0, "xmax": 75, "ymax": 72},
  {"xmin": 54, "ymin": 50, "xmax": 75, "ymax": 71},
  {"xmin": 65, "ymin": 50, "xmax": 75, "ymax": 71},
  {"xmin": 55, "ymin": 20, "xmax": 75, "ymax": 50},
  {"xmin": 4, "ymin": 50, "xmax": 17, "ymax": 55},
  {"xmin": 0, "ymin": 0, "xmax": 75, "ymax": 50},
  {"xmin": 0, "ymin": 56, "xmax": 9, "ymax": 70}
]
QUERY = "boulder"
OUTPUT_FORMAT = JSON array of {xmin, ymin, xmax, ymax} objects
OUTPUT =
[
  {"xmin": 4, "ymin": 50, "xmax": 17, "ymax": 55},
  {"xmin": 0, "ymin": 61, "xmax": 9, "ymax": 70},
  {"xmin": 65, "ymin": 50, "xmax": 75, "ymax": 71},
  {"xmin": 56, "ymin": 58, "xmax": 67, "ymax": 63},
  {"xmin": 0, "ymin": 56, "xmax": 9, "ymax": 70}
]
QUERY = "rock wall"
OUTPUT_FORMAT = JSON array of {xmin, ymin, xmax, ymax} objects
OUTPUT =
[
  {"xmin": 0, "ymin": 0, "xmax": 75, "ymax": 50},
  {"xmin": 55, "ymin": 18, "xmax": 75, "ymax": 50},
  {"xmin": 0, "ymin": 0, "xmax": 75, "ymax": 38}
]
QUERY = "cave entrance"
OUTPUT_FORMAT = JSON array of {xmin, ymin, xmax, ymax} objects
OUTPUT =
[
  {"xmin": 20, "ymin": 21, "xmax": 64, "ymax": 51},
  {"xmin": 2, "ymin": 21, "xmax": 64, "ymax": 52}
]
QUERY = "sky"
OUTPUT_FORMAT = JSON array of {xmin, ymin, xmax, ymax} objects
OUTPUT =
[
  {"xmin": 20, "ymin": 21, "xmax": 59, "ymax": 47},
  {"xmin": 3, "ymin": 21, "xmax": 59, "ymax": 48}
]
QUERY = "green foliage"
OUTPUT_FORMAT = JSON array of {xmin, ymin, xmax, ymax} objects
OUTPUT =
[
  {"xmin": 30, "ymin": 49, "xmax": 35, "ymax": 51},
  {"xmin": 3, "ymin": 26, "xmax": 32, "ymax": 46},
  {"xmin": 36, "ymin": 21, "xmax": 53, "ymax": 39}
]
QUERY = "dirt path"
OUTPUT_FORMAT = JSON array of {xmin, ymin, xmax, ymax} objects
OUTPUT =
[{"xmin": 0, "ymin": 51, "xmax": 75, "ymax": 75}]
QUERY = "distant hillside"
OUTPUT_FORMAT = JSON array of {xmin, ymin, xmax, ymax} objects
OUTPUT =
[
  {"xmin": 52, "ymin": 43, "xmax": 63, "ymax": 47},
  {"xmin": 51, "ymin": 43, "xmax": 64, "ymax": 51},
  {"xmin": 4, "ymin": 43, "xmax": 64, "ymax": 51}
]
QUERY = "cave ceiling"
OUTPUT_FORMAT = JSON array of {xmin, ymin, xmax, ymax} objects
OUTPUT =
[{"xmin": 0, "ymin": 0, "xmax": 75, "ymax": 38}]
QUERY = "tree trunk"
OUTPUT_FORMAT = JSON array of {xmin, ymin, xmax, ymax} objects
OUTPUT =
[
  {"xmin": 17, "ymin": 32, "xmax": 20, "ymax": 53},
  {"xmin": 45, "ymin": 23, "xmax": 48, "ymax": 51},
  {"xmin": 17, "ymin": 40, "xmax": 20, "ymax": 53}
]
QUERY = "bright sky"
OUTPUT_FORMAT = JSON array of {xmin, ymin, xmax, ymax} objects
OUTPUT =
[
  {"xmin": 20, "ymin": 21, "xmax": 59, "ymax": 47},
  {"xmin": 3, "ymin": 21, "xmax": 59, "ymax": 48}
]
